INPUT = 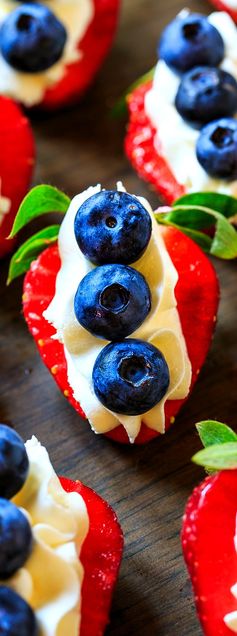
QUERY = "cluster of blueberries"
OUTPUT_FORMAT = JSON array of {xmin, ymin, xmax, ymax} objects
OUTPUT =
[
  {"xmin": 0, "ymin": 424, "xmax": 38, "ymax": 635},
  {"xmin": 73, "ymin": 190, "xmax": 170, "ymax": 416},
  {"xmin": 0, "ymin": 2, "xmax": 67, "ymax": 73},
  {"xmin": 159, "ymin": 13, "xmax": 237, "ymax": 180}
]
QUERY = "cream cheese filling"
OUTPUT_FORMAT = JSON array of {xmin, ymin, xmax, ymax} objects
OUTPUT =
[
  {"xmin": 4, "ymin": 436, "xmax": 89, "ymax": 636},
  {"xmin": 224, "ymin": 513, "xmax": 237, "ymax": 632},
  {"xmin": 145, "ymin": 11, "xmax": 237, "ymax": 195},
  {"xmin": 44, "ymin": 184, "xmax": 191, "ymax": 443},
  {"xmin": 0, "ymin": 0, "xmax": 94, "ymax": 106}
]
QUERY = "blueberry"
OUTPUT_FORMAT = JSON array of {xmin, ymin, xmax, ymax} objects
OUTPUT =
[
  {"xmin": 196, "ymin": 117, "xmax": 237, "ymax": 179},
  {"xmin": 92, "ymin": 339, "xmax": 170, "ymax": 415},
  {"xmin": 0, "ymin": 424, "xmax": 29, "ymax": 499},
  {"xmin": 0, "ymin": 587, "xmax": 38, "ymax": 636},
  {"xmin": 0, "ymin": 499, "xmax": 33, "ymax": 578},
  {"xmin": 175, "ymin": 67, "xmax": 237, "ymax": 128},
  {"xmin": 0, "ymin": 4, "xmax": 67, "ymax": 73},
  {"xmin": 159, "ymin": 13, "xmax": 224, "ymax": 74},
  {"xmin": 74, "ymin": 190, "xmax": 152, "ymax": 265},
  {"xmin": 74, "ymin": 264, "xmax": 151, "ymax": 340}
]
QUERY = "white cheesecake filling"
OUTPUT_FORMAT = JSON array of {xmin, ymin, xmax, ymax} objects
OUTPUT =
[
  {"xmin": 0, "ymin": 0, "xmax": 94, "ymax": 106},
  {"xmin": 145, "ymin": 11, "xmax": 237, "ymax": 195},
  {"xmin": 5, "ymin": 436, "xmax": 89, "ymax": 636},
  {"xmin": 44, "ymin": 184, "xmax": 191, "ymax": 443},
  {"xmin": 223, "ymin": 0, "xmax": 237, "ymax": 9},
  {"xmin": 224, "ymin": 513, "xmax": 237, "ymax": 632}
]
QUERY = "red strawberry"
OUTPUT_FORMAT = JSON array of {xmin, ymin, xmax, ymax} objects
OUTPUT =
[
  {"xmin": 60, "ymin": 476, "xmax": 123, "ymax": 635},
  {"xmin": 125, "ymin": 81, "xmax": 185, "ymax": 205},
  {"xmin": 22, "ymin": 225, "xmax": 219, "ymax": 445},
  {"xmin": 0, "ymin": 97, "xmax": 35, "ymax": 258},
  {"xmin": 208, "ymin": 0, "xmax": 237, "ymax": 23},
  {"xmin": 40, "ymin": 0, "xmax": 120, "ymax": 109},
  {"xmin": 182, "ymin": 469, "xmax": 237, "ymax": 636}
]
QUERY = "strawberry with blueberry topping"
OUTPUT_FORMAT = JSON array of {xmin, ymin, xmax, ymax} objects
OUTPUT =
[{"xmin": 182, "ymin": 420, "xmax": 237, "ymax": 636}]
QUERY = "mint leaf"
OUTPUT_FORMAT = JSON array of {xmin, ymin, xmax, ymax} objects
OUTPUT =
[
  {"xmin": 160, "ymin": 204, "xmax": 237, "ymax": 260},
  {"xmin": 196, "ymin": 421, "xmax": 237, "ymax": 447},
  {"xmin": 111, "ymin": 67, "xmax": 155, "ymax": 118},
  {"xmin": 156, "ymin": 215, "xmax": 212, "ymax": 252},
  {"xmin": 192, "ymin": 442, "xmax": 237, "ymax": 470},
  {"xmin": 172, "ymin": 192, "xmax": 237, "ymax": 229},
  {"xmin": 7, "ymin": 225, "xmax": 60, "ymax": 284},
  {"xmin": 9, "ymin": 185, "xmax": 70, "ymax": 238}
]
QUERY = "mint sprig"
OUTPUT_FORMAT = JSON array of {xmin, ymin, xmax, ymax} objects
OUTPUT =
[
  {"xmin": 192, "ymin": 421, "xmax": 237, "ymax": 471},
  {"xmin": 9, "ymin": 185, "xmax": 70, "ymax": 238},
  {"xmin": 7, "ymin": 225, "xmax": 60, "ymax": 285},
  {"xmin": 156, "ymin": 192, "xmax": 237, "ymax": 259}
]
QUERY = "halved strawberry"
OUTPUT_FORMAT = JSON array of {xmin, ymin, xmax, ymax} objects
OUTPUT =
[
  {"xmin": 125, "ymin": 81, "xmax": 185, "ymax": 205},
  {"xmin": 208, "ymin": 0, "xmax": 237, "ymax": 23},
  {"xmin": 0, "ymin": 97, "xmax": 35, "ymax": 258},
  {"xmin": 182, "ymin": 469, "xmax": 237, "ymax": 636},
  {"xmin": 22, "ymin": 225, "xmax": 219, "ymax": 444},
  {"xmin": 41, "ymin": 0, "xmax": 120, "ymax": 109},
  {"xmin": 60, "ymin": 476, "xmax": 123, "ymax": 636}
]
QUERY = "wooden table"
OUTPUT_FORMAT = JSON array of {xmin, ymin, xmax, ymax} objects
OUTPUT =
[{"xmin": 0, "ymin": 0, "xmax": 237, "ymax": 633}]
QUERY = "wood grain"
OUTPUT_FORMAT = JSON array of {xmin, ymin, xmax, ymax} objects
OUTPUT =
[{"xmin": 0, "ymin": 0, "xmax": 237, "ymax": 634}]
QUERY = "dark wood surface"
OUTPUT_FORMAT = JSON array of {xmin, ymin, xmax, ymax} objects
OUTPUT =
[{"xmin": 0, "ymin": 0, "xmax": 237, "ymax": 634}]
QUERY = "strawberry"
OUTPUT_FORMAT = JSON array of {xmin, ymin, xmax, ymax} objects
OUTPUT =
[
  {"xmin": 22, "ymin": 224, "xmax": 219, "ymax": 445},
  {"xmin": 40, "ymin": 0, "xmax": 120, "ymax": 109},
  {"xmin": 208, "ymin": 0, "xmax": 237, "ymax": 23},
  {"xmin": 182, "ymin": 421, "xmax": 237, "ymax": 636},
  {"xmin": 0, "ymin": 97, "xmax": 35, "ymax": 258},
  {"xmin": 125, "ymin": 81, "xmax": 185, "ymax": 205},
  {"xmin": 60, "ymin": 476, "xmax": 123, "ymax": 635}
]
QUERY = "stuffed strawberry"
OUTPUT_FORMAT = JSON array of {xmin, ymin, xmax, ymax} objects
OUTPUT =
[
  {"xmin": 10, "ymin": 184, "xmax": 235, "ymax": 445},
  {"xmin": 182, "ymin": 420, "xmax": 237, "ymax": 636},
  {"xmin": 0, "ymin": 96, "xmax": 34, "ymax": 258},
  {"xmin": 125, "ymin": 10, "xmax": 237, "ymax": 205},
  {"xmin": 208, "ymin": 0, "xmax": 237, "ymax": 23},
  {"xmin": 0, "ymin": 0, "xmax": 120, "ymax": 110},
  {"xmin": 0, "ymin": 423, "xmax": 123, "ymax": 635}
]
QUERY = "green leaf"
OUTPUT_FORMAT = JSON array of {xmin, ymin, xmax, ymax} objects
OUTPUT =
[
  {"xmin": 172, "ymin": 192, "xmax": 237, "ymax": 229},
  {"xmin": 196, "ymin": 420, "xmax": 237, "ymax": 447},
  {"xmin": 160, "ymin": 204, "xmax": 237, "ymax": 260},
  {"xmin": 7, "ymin": 225, "xmax": 60, "ymax": 284},
  {"xmin": 9, "ymin": 185, "xmax": 70, "ymax": 238},
  {"xmin": 111, "ymin": 67, "xmax": 155, "ymax": 118},
  {"xmin": 192, "ymin": 442, "xmax": 237, "ymax": 471},
  {"xmin": 155, "ymin": 215, "xmax": 212, "ymax": 252}
]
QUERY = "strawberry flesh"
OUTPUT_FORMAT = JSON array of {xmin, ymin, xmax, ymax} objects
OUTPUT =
[
  {"xmin": 182, "ymin": 470, "xmax": 237, "ymax": 635},
  {"xmin": 125, "ymin": 81, "xmax": 185, "ymax": 204},
  {"xmin": 60, "ymin": 476, "xmax": 123, "ymax": 636},
  {"xmin": 23, "ymin": 225, "xmax": 219, "ymax": 444},
  {"xmin": 0, "ymin": 97, "xmax": 35, "ymax": 258}
]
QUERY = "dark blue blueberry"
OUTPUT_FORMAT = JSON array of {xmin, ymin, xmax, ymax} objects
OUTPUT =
[
  {"xmin": 92, "ymin": 339, "xmax": 170, "ymax": 415},
  {"xmin": 0, "ymin": 424, "xmax": 29, "ymax": 499},
  {"xmin": 0, "ymin": 4, "xmax": 67, "ymax": 73},
  {"xmin": 74, "ymin": 264, "xmax": 151, "ymax": 340},
  {"xmin": 0, "ymin": 499, "xmax": 33, "ymax": 579},
  {"xmin": 175, "ymin": 67, "xmax": 237, "ymax": 128},
  {"xmin": 196, "ymin": 117, "xmax": 237, "ymax": 179},
  {"xmin": 159, "ymin": 13, "xmax": 224, "ymax": 74},
  {"xmin": 0, "ymin": 587, "xmax": 38, "ymax": 636},
  {"xmin": 74, "ymin": 190, "xmax": 152, "ymax": 265}
]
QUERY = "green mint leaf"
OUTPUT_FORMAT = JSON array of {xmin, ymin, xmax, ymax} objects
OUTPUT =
[
  {"xmin": 192, "ymin": 442, "xmax": 237, "ymax": 471},
  {"xmin": 111, "ymin": 67, "xmax": 155, "ymax": 118},
  {"xmin": 196, "ymin": 420, "xmax": 237, "ymax": 447},
  {"xmin": 172, "ymin": 192, "xmax": 237, "ymax": 229},
  {"xmin": 7, "ymin": 225, "xmax": 60, "ymax": 284},
  {"xmin": 161, "ymin": 204, "xmax": 237, "ymax": 260},
  {"xmin": 155, "ymin": 214, "xmax": 212, "ymax": 252},
  {"xmin": 9, "ymin": 185, "xmax": 70, "ymax": 238}
]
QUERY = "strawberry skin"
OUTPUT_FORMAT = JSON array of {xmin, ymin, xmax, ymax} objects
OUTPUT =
[
  {"xmin": 0, "ymin": 97, "xmax": 35, "ymax": 258},
  {"xmin": 208, "ymin": 0, "xmax": 237, "ymax": 23},
  {"xmin": 41, "ymin": 0, "xmax": 120, "ymax": 109},
  {"xmin": 182, "ymin": 470, "xmax": 237, "ymax": 636},
  {"xmin": 23, "ymin": 225, "xmax": 219, "ymax": 444},
  {"xmin": 125, "ymin": 81, "xmax": 186, "ymax": 204},
  {"xmin": 60, "ymin": 476, "xmax": 123, "ymax": 635}
]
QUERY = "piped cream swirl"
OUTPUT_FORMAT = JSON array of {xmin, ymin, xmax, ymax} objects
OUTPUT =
[
  {"xmin": 44, "ymin": 184, "xmax": 191, "ymax": 443},
  {"xmin": 5, "ymin": 436, "xmax": 89, "ymax": 636}
]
